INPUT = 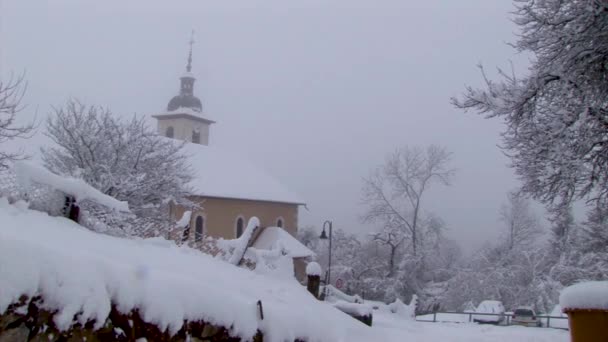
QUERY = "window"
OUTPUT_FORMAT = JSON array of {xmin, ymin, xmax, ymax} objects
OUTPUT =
[
  {"xmin": 276, "ymin": 217, "xmax": 284, "ymax": 228},
  {"xmin": 236, "ymin": 217, "xmax": 244, "ymax": 238},
  {"xmin": 192, "ymin": 129, "xmax": 201, "ymax": 144},
  {"xmin": 166, "ymin": 126, "xmax": 174, "ymax": 138},
  {"xmin": 195, "ymin": 216, "xmax": 204, "ymax": 242}
]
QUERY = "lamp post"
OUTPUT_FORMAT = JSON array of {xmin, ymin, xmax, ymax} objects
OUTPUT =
[{"xmin": 319, "ymin": 220, "xmax": 333, "ymax": 288}]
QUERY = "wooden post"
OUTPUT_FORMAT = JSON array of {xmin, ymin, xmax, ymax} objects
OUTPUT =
[{"xmin": 307, "ymin": 274, "xmax": 321, "ymax": 299}]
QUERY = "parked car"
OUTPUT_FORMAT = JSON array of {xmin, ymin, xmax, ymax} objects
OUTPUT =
[
  {"xmin": 473, "ymin": 300, "xmax": 506, "ymax": 324},
  {"xmin": 511, "ymin": 306, "xmax": 542, "ymax": 327}
]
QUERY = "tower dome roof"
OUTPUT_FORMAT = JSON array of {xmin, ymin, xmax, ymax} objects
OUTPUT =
[{"xmin": 167, "ymin": 94, "xmax": 203, "ymax": 112}]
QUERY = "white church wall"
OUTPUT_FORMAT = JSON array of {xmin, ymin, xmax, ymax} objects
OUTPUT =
[{"xmin": 157, "ymin": 118, "xmax": 210, "ymax": 145}]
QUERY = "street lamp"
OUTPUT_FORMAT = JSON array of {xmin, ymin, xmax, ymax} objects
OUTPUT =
[{"xmin": 319, "ymin": 220, "xmax": 333, "ymax": 288}]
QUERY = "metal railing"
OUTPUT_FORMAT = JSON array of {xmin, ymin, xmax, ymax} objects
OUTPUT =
[{"xmin": 416, "ymin": 311, "xmax": 568, "ymax": 329}]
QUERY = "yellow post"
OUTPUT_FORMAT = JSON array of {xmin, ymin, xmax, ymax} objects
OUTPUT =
[{"xmin": 564, "ymin": 309, "xmax": 608, "ymax": 342}]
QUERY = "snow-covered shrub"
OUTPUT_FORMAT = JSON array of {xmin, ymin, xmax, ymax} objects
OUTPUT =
[
  {"xmin": 388, "ymin": 296, "xmax": 417, "ymax": 320},
  {"xmin": 43, "ymin": 100, "xmax": 194, "ymax": 237}
]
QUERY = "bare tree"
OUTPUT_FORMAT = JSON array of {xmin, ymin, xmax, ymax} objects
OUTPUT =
[
  {"xmin": 370, "ymin": 226, "xmax": 406, "ymax": 277},
  {"xmin": 452, "ymin": 0, "xmax": 608, "ymax": 210},
  {"xmin": 499, "ymin": 191, "xmax": 543, "ymax": 251},
  {"xmin": 362, "ymin": 145, "xmax": 454, "ymax": 261},
  {"xmin": 0, "ymin": 73, "xmax": 35, "ymax": 168}
]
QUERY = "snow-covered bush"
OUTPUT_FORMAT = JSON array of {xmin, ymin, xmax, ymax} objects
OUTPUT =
[{"xmin": 42, "ymin": 100, "xmax": 194, "ymax": 237}]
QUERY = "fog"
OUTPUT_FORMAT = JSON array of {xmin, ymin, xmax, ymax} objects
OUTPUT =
[{"xmin": 0, "ymin": 1, "xmax": 530, "ymax": 252}]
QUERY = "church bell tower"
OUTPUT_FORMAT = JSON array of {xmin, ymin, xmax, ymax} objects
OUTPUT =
[{"xmin": 152, "ymin": 31, "xmax": 215, "ymax": 145}]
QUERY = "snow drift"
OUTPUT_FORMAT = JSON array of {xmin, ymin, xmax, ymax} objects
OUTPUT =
[{"xmin": 0, "ymin": 198, "xmax": 366, "ymax": 341}]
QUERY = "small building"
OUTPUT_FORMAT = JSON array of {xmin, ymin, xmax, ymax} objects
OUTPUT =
[{"xmin": 153, "ymin": 41, "xmax": 312, "ymax": 277}]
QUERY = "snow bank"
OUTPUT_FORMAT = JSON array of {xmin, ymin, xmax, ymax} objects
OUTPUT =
[
  {"xmin": 389, "ymin": 297, "xmax": 417, "ymax": 320},
  {"xmin": 325, "ymin": 285, "xmax": 363, "ymax": 304},
  {"xmin": 0, "ymin": 199, "xmax": 367, "ymax": 341},
  {"xmin": 559, "ymin": 281, "xmax": 608, "ymax": 311},
  {"xmin": 306, "ymin": 262, "xmax": 322, "ymax": 276},
  {"xmin": 14, "ymin": 162, "xmax": 129, "ymax": 212},
  {"xmin": 333, "ymin": 301, "xmax": 372, "ymax": 317}
]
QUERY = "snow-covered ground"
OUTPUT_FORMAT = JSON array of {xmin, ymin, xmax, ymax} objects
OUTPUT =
[
  {"xmin": 0, "ymin": 198, "xmax": 364, "ymax": 342},
  {"xmin": 0, "ymin": 198, "xmax": 571, "ymax": 341},
  {"xmin": 417, "ymin": 311, "xmax": 569, "ymax": 330},
  {"xmin": 374, "ymin": 312, "xmax": 570, "ymax": 342}
]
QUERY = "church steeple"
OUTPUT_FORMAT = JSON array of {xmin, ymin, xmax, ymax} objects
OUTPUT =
[
  {"xmin": 154, "ymin": 31, "xmax": 214, "ymax": 146},
  {"xmin": 167, "ymin": 31, "xmax": 202, "ymax": 112},
  {"xmin": 179, "ymin": 31, "xmax": 196, "ymax": 97}
]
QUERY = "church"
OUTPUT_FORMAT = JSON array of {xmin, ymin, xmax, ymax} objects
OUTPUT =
[{"xmin": 153, "ymin": 42, "xmax": 310, "ymax": 266}]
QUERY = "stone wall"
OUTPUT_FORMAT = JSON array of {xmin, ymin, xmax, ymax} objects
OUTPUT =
[{"xmin": 0, "ymin": 296, "xmax": 261, "ymax": 342}]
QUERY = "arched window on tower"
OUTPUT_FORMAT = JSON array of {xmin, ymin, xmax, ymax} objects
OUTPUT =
[
  {"xmin": 195, "ymin": 216, "xmax": 204, "ymax": 242},
  {"xmin": 235, "ymin": 216, "xmax": 244, "ymax": 238},
  {"xmin": 166, "ymin": 126, "xmax": 174, "ymax": 138},
  {"xmin": 192, "ymin": 129, "xmax": 201, "ymax": 144}
]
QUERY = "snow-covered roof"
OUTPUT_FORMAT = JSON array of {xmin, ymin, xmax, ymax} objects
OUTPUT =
[
  {"xmin": 0, "ymin": 199, "xmax": 365, "ymax": 341},
  {"xmin": 181, "ymin": 71, "xmax": 196, "ymax": 79},
  {"xmin": 152, "ymin": 107, "xmax": 215, "ymax": 124},
  {"xmin": 252, "ymin": 226, "xmax": 314, "ymax": 258},
  {"xmin": 560, "ymin": 281, "xmax": 608, "ymax": 311},
  {"xmin": 182, "ymin": 143, "xmax": 305, "ymax": 205}
]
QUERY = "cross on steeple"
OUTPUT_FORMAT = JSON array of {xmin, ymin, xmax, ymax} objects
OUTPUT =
[{"xmin": 187, "ymin": 30, "xmax": 195, "ymax": 72}]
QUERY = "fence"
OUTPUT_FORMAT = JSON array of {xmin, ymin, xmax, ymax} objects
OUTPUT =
[{"xmin": 416, "ymin": 311, "xmax": 568, "ymax": 329}]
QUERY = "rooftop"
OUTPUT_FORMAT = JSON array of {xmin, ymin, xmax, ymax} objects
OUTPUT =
[{"xmin": 181, "ymin": 142, "xmax": 305, "ymax": 205}]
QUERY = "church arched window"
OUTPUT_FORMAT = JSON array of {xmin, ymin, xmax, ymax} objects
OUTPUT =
[
  {"xmin": 166, "ymin": 126, "xmax": 174, "ymax": 138},
  {"xmin": 195, "ymin": 216, "xmax": 204, "ymax": 242},
  {"xmin": 276, "ymin": 217, "xmax": 284, "ymax": 228},
  {"xmin": 235, "ymin": 216, "xmax": 244, "ymax": 238},
  {"xmin": 192, "ymin": 129, "xmax": 201, "ymax": 144}
]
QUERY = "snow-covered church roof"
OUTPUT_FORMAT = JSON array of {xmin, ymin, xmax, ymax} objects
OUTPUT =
[{"xmin": 181, "ymin": 142, "xmax": 304, "ymax": 205}]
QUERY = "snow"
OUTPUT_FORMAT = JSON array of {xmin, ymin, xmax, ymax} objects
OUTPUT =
[
  {"xmin": 0, "ymin": 199, "xmax": 573, "ymax": 342},
  {"xmin": 472, "ymin": 300, "xmax": 505, "ymax": 323},
  {"xmin": 545, "ymin": 305, "xmax": 569, "ymax": 329},
  {"xmin": 559, "ymin": 281, "xmax": 608, "ymax": 311},
  {"xmin": 180, "ymin": 71, "xmax": 195, "ymax": 79},
  {"xmin": 181, "ymin": 142, "xmax": 304, "ymax": 205},
  {"xmin": 176, "ymin": 210, "xmax": 191, "ymax": 228},
  {"xmin": 333, "ymin": 301, "xmax": 372, "ymax": 317},
  {"xmin": 417, "ymin": 312, "xmax": 473, "ymax": 323},
  {"xmin": 388, "ymin": 297, "xmax": 416, "ymax": 320},
  {"xmin": 252, "ymin": 226, "xmax": 315, "ymax": 258},
  {"xmin": 373, "ymin": 311, "xmax": 569, "ymax": 342},
  {"xmin": 324, "ymin": 285, "xmax": 363, "ymax": 304},
  {"xmin": 227, "ymin": 216, "xmax": 260, "ymax": 265},
  {"xmin": 154, "ymin": 107, "xmax": 214, "ymax": 123},
  {"xmin": 14, "ymin": 161, "xmax": 129, "ymax": 212},
  {"xmin": 305, "ymin": 261, "xmax": 322, "ymax": 276},
  {"xmin": 0, "ymin": 200, "xmax": 365, "ymax": 341}
]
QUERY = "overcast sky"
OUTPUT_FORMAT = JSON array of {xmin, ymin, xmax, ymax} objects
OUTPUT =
[{"xmin": 1, "ymin": 0, "xmax": 534, "ymax": 251}]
